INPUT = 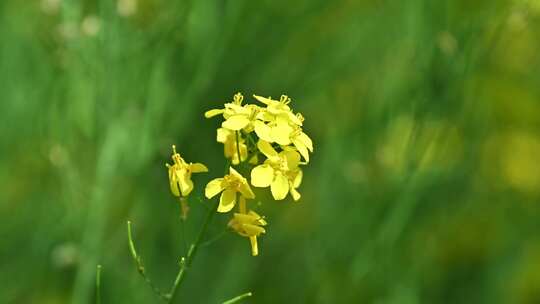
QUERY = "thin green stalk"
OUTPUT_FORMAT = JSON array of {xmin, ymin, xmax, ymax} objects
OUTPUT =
[
  {"xmin": 95, "ymin": 265, "xmax": 102, "ymax": 304},
  {"xmin": 200, "ymin": 229, "xmax": 229, "ymax": 247},
  {"xmin": 167, "ymin": 200, "xmax": 218, "ymax": 303},
  {"xmin": 222, "ymin": 292, "xmax": 253, "ymax": 304},
  {"xmin": 235, "ymin": 131, "xmax": 242, "ymax": 164},
  {"xmin": 245, "ymin": 132, "xmax": 257, "ymax": 149},
  {"xmin": 127, "ymin": 221, "xmax": 169, "ymax": 302},
  {"xmin": 177, "ymin": 196, "xmax": 190, "ymax": 256}
]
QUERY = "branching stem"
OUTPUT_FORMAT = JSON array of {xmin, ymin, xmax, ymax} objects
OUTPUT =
[
  {"xmin": 127, "ymin": 221, "xmax": 169, "ymax": 302},
  {"xmin": 167, "ymin": 200, "xmax": 218, "ymax": 303},
  {"xmin": 222, "ymin": 292, "xmax": 253, "ymax": 304}
]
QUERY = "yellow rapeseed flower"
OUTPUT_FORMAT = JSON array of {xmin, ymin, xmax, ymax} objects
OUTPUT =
[
  {"xmin": 221, "ymin": 103, "xmax": 265, "ymax": 133},
  {"xmin": 250, "ymin": 140, "xmax": 303, "ymax": 201},
  {"xmin": 290, "ymin": 117, "xmax": 313, "ymax": 162},
  {"xmin": 166, "ymin": 145, "xmax": 208, "ymax": 197},
  {"xmin": 228, "ymin": 195, "xmax": 267, "ymax": 256},
  {"xmin": 252, "ymin": 95, "xmax": 304, "ymax": 145},
  {"xmin": 253, "ymin": 95, "xmax": 302, "ymax": 125},
  {"xmin": 204, "ymin": 92, "xmax": 244, "ymax": 119},
  {"xmin": 205, "ymin": 167, "xmax": 255, "ymax": 212},
  {"xmin": 205, "ymin": 93, "xmax": 266, "ymax": 134}
]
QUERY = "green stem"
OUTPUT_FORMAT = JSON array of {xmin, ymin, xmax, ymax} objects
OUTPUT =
[
  {"xmin": 245, "ymin": 132, "xmax": 257, "ymax": 149},
  {"xmin": 95, "ymin": 265, "xmax": 102, "ymax": 304},
  {"xmin": 235, "ymin": 131, "xmax": 242, "ymax": 164},
  {"xmin": 222, "ymin": 292, "xmax": 253, "ymax": 304},
  {"xmin": 167, "ymin": 200, "xmax": 218, "ymax": 303},
  {"xmin": 127, "ymin": 221, "xmax": 169, "ymax": 302}
]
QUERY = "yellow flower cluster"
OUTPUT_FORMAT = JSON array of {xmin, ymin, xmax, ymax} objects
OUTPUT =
[{"xmin": 167, "ymin": 93, "xmax": 313, "ymax": 256}]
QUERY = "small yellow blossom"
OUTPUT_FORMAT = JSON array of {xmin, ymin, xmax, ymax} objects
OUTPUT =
[
  {"xmin": 228, "ymin": 211, "xmax": 267, "ymax": 256},
  {"xmin": 221, "ymin": 104, "xmax": 264, "ymax": 133},
  {"xmin": 204, "ymin": 92, "xmax": 244, "ymax": 119},
  {"xmin": 166, "ymin": 145, "xmax": 208, "ymax": 197},
  {"xmin": 251, "ymin": 140, "xmax": 303, "ymax": 201},
  {"xmin": 253, "ymin": 94, "xmax": 303, "ymax": 125},
  {"xmin": 290, "ymin": 119, "xmax": 313, "ymax": 162},
  {"xmin": 205, "ymin": 167, "xmax": 255, "ymax": 212},
  {"xmin": 217, "ymin": 128, "xmax": 248, "ymax": 164},
  {"xmin": 205, "ymin": 93, "xmax": 265, "ymax": 133},
  {"xmin": 252, "ymin": 95, "xmax": 304, "ymax": 145},
  {"xmin": 287, "ymin": 168, "xmax": 303, "ymax": 201},
  {"xmin": 228, "ymin": 196, "xmax": 267, "ymax": 256}
]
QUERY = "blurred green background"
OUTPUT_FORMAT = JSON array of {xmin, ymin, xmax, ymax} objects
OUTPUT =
[{"xmin": 2, "ymin": 0, "xmax": 540, "ymax": 303}]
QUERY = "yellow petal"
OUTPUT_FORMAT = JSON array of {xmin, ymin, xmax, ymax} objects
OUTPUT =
[
  {"xmin": 257, "ymin": 140, "xmax": 278, "ymax": 159},
  {"xmin": 170, "ymin": 181, "xmax": 180, "ymax": 197},
  {"xmin": 223, "ymin": 140, "xmax": 236, "ymax": 160},
  {"xmin": 266, "ymin": 105, "xmax": 283, "ymax": 115},
  {"xmin": 238, "ymin": 181, "xmax": 255, "ymax": 199},
  {"xmin": 293, "ymin": 169, "xmax": 303, "ymax": 188},
  {"xmin": 205, "ymin": 178, "xmax": 224, "ymax": 198},
  {"xmin": 229, "ymin": 166, "xmax": 244, "ymax": 180},
  {"xmin": 225, "ymin": 103, "xmax": 247, "ymax": 113},
  {"xmin": 222, "ymin": 115, "xmax": 250, "ymax": 130},
  {"xmin": 178, "ymin": 171, "xmax": 194, "ymax": 196},
  {"xmin": 281, "ymin": 149, "xmax": 300, "ymax": 170},
  {"xmin": 290, "ymin": 186, "xmax": 301, "ymax": 201},
  {"xmin": 216, "ymin": 128, "xmax": 230, "ymax": 143},
  {"xmin": 270, "ymin": 172, "xmax": 289, "ymax": 200},
  {"xmin": 248, "ymin": 211, "xmax": 267, "ymax": 225},
  {"xmin": 298, "ymin": 131, "xmax": 313, "ymax": 151},
  {"xmin": 232, "ymin": 212, "xmax": 256, "ymax": 223},
  {"xmin": 282, "ymin": 150, "xmax": 301, "ymax": 169},
  {"xmin": 168, "ymin": 168, "xmax": 180, "ymax": 197},
  {"xmin": 253, "ymin": 94, "xmax": 274, "ymax": 105},
  {"xmin": 286, "ymin": 111, "xmax": 303, "ymax": 126},
  {"xmin": 254, "ymin": 120, "xmax": 273, "ymax": 142},
  {"xmin": 204, "ymin": 109, "xmax": 224, "ymax": 118},
  {"xmin": 218, "ymin": 189, "xmax": 236, "ymax": 213},
  {"xmin": 270, "ymin": 123, "xmax": 292, "ymax": 145},
  {"xmin": 293, "ymin": 138, "xmax": 310, "ymax": 162},
  {"xmin": 190, "ymin": 163, "xmax": 208, "ymax": 173},
  {"xmin": 259, "ymin": 111, "xmax": 274, "ymax": 122},
  {"xmin": 251, "ymin": 164, "xmax": 274, "ymax": 187},
  {"xmin": 242, "ymin": 223, "xmax": 266, "ymax": 236}
]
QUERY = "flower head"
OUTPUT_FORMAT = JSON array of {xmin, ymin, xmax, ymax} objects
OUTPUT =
[
  {"xmin": 289, "ymin": 122, "xmax": 313, "ymax": 162},
  {"xmin": 228, "ymin": 210, "xmax": 267, "ymax": 256},
  {"xmin": 253, "ymin": 95, "xmax": 303, "ymax": 125},
  {"xmin": 252, "ymin": 95, "xmax": 310, "ymax": 149},
  {"xmin": 205, "ymin": 167, "xmax": 255, "ymax": 212},
  {"xmin": 251, "ymin": 140, "xmax": 303, "ymax": 201},
  {"xmin": 166, "ymin": 145, "xmax": 208, "ymax": 197},
  {"xmin": 206, "ymin": 93, "xmax": 266, "ymax": 134},
  {"xmin": 204, "ymin": 92, "xmax": 244, "ymax": 119}
]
